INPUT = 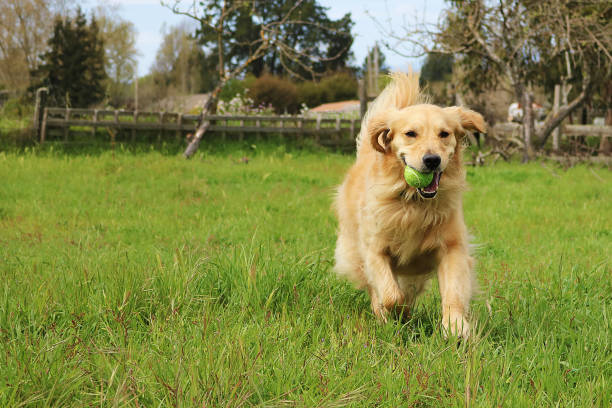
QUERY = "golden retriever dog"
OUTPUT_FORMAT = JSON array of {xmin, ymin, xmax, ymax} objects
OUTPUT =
[{"xmin": 333, "ymin": 72, "xmax": 486, "ymax": 338}]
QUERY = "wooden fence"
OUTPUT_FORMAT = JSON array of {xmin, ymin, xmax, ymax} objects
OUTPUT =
[
  {"xmin": 39, "ymin": 106, "xmax": 611, "ymax": 151},
  {"xmin": 492, "ymin": 122, "xmax": 612, "ymax": 139},
  {"xmin": 39, "ymin": 107, "xmax": 361, "ymax": 148},
  {"xmin": 492, "ymin": 122, "xmax": 611, "ymax": 155}
]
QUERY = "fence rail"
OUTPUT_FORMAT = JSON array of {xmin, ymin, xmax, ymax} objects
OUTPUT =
[{"xmin": 492, "ymin": 122, "xmax": 612, "ymax": 138}]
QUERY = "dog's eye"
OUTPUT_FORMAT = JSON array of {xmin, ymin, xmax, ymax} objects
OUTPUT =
[
  {"xmin": 439, "ymin": 131, "xmax": 449, "ymax": 138},
  {"xmin": 405, "ymin": 131, "xmax": 417, "ymax": 138}
]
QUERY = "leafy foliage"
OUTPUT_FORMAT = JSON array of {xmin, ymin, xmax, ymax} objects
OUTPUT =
[
  {"xmin": 152, "ymin": 24, "xmax": 207, "ymax": 95},
  {"xmin": 94, "ymin": 4, "xmax": 138, "ymax": 108},
  {"xmin": 248, "ymin": 74, "xmax": 299, "ymax": 113},
  {"xmin": 419, "ymin": 53, "xmax": 453, "ymax": 84},
  {"xmin": 0, "ymin": 0, "xmax": 74, "ymax": 93},
  {"xmin": 228, "ymin": 71, "xmax": 357, "ymax": 112},
  {"xmin": 297, "ymin": 72, "xmax": 358, "ymax": 108},
  {"xmin": 423, "ymin": 0, "xmax": 612, "ymax": 156},
  {"xmin": 219, "ymin": 75, "xmax": 256, "ymax": 102},
  {"xmin": 194, "ymin": 0, "xmax": 354, "ymax": 80}
]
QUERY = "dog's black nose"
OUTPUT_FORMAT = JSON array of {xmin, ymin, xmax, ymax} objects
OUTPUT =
[{"xmin": 423, "ymin": 154, "xmax": 441, "ymax": 170}]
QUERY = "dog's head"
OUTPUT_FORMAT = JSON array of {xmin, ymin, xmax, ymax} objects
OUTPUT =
[{"xmin": 368, "ymin": 104, "xmax": 486, "ymax": 199}]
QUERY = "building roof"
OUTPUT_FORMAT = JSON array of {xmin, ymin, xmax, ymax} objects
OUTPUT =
[{"xmin": 310, "ymin": 100, "xmax": 360, "ymax": 113}]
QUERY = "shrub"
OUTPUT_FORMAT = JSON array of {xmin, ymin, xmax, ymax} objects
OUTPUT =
[
  {"xmin": 1, "ymin": 97, "xmax": 33, "ymax": 119},
  {"xmin": 296, "ymin": 81, "xmax": 326, "ymax": 109},
  {"xmin": 219, "ymin": 75, "xmax": 256, "ymax": 102},
  {"xmin": 296, "ymin": 72, "xmax": 358, "ymax": 109},
  {"xmin": 216, "ymin": 93, "xmax": 275, "ymax": 116},
  {"xmin": 319, "ymin": 72, "xmax": 357, "ymax": 102},
  {"xmin": 248, "ymin": 75, "xmax": 299, "ymax": 114}
]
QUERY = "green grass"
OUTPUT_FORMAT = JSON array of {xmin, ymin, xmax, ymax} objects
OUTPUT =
[
  {"xmin": 0, "ymin": 116, "xmax": 31, "ymax": 132},
  {"xmin": 0, "ymin": 144, "xmax": 610, "ymax": 407}
]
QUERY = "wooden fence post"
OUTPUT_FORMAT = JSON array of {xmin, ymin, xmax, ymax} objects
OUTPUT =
[
  {"xmin": 176, "ymin": 113, "xmax": 182, "ymax": 141},
  {"xmin": 92, "ymin": 109, "xmax": 98, "ymax": 138},
  {"xmin": 600, "ymin": 109, "xmax": 612, "ymax": 155},
  {"xmin": 334, "ymin": 117, "xmax": 341, "ymax": 141},
  {"xmin": 64, "ymin": 108, "xmax": 71, "ymax": 141},
  {"xmin": 132, "ymin": 111, "xmax": 138, "ymax": 143},
  {"xmin": 222, "ymin": 117, "xmax": 227, "ymax": 142},
  {"xmin": 40, "ymin": 108, "xmax": 48, "ymax": 143},
  {"xmin": 315, "ymin": 114, "xmax": 322, "ymax": 144},
  {"xmin": 298, "ymin": 117, "xmax": 304, "ymax": 144},
  {"xmin": 33, "ymin": 87, "xmax": 48, "ymax": 142},
  {"xmin": 359, "ymin": 79, "xmax": 367, "ymax": 119},
  {"xmin": 552, "ymin": 84, "xmax": 561, "ymax": 151},
  {"xmin": 158, "ymin": 112, "xmax": 164, "ymax": 143},
  {"xmin": 114, "ymin": 110, "xmax": 120, "ymax": 140}
]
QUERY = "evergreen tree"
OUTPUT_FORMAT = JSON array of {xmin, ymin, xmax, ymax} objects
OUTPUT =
[{"xmin": 34, "ymin": 8, "xmax": 107, "ymax": 107}]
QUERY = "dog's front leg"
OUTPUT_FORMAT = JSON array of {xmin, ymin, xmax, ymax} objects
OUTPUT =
[
  {"xmin": 437, "ymin": 242, "xmax": 474, "ymax": 338},
  {"xmin": 365, "ymin": 249, "xmax": 404, "ymax": 322}
]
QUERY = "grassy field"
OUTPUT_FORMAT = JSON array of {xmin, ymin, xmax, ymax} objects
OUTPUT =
[{"xmin": 1, "ymin": 144, "xmax": 610, "ymax": 407}]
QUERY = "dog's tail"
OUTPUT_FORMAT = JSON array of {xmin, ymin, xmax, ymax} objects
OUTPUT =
[{"xmin": 355, "ymin": 71, "xmax": 426, "ymax": 152}]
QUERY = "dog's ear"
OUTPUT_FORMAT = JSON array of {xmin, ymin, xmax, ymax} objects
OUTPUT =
[
  {"xmin": 368, "ymin": 113, "xmax": 393, "ymax": 153},
  {"xmin": 444, "ymin": 107, "xmax": 487, "ymax": 134}
]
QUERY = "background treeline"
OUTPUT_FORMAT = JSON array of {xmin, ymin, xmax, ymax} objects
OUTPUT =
[
  {"xmin": 0, "ymin": 0, "xmax": 368, "ymax": 115},
  {"xmin": 0, "ymin": 1, "xmax": 137, "ymax": 109},
  {"xmin": 2, "ymin": 0, "xmax": 608, "ymax": 130}
]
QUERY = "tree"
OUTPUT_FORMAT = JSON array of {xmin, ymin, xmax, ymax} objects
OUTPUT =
[
  {"xmin": 94, "ymin": 4, "xmax": 138, "ymax": 107},
  {"xmin": 420, "ymin": 53, "xmax": 453, "ymax": 84},
  {"xmin": 34, "ymin": 8, "xmax": 107, "ymax": 107},
  {"xmin": 163, "ymin": 0, "xmax": 355, "ymax": 158},
  {"xmin": 0, "ymin": 0, "xmax": 74, "ymax": 92},
  {"xmin": 376, "ymin": 0, "xmax": 612, "ymax": 160},
  {"xmin": 193, "ymin": 0, "xmax": 354, "ymax": 79},
  {"xmin": 152, "ymin": 23, "xmax": 207, "ymax": 95}
]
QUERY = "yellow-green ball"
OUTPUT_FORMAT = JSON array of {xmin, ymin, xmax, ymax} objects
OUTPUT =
[{"xmin": 404, "ymin": 166, "xmax": 434, "ymax": 188}]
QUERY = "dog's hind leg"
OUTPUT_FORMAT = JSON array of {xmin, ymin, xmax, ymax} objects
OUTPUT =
[
  {"xmin": 334, "ymin": 234, "xmax": 366, "ymax": 288},
  {"xmin": 395, "ymin": 275, "xmax": 430, "ymax": 320}
]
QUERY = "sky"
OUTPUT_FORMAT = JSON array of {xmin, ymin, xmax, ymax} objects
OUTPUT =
[{"xmin": 84, "ymin": 0, "xmax": 446, "ymax": 77}]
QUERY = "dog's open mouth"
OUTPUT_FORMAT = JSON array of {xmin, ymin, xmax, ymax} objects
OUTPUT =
[{"xmin": 417, "ymin": 172, "xmax": 442, "ymax": 199}]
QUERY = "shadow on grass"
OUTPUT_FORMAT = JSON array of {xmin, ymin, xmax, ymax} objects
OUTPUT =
[
  {"xmin": 328, "ymin": 282, "xmax": 442, "ymax": 343},
  {"xmin": 1, "ymin": 130, "xmax": 354, "ymax": 157}
]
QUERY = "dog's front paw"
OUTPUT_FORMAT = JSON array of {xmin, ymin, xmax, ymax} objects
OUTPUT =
[
  {"xmin": 371, "ymin": 302, "xmax": 389, "ymax": 323},
  {"xmin": 369, "ymin": 282, "xmax": 404, "ymax": 323},
  {"xmin": 380, "ymin": 284, "xmax": 404, "ymax": 311},
  {"xmin": 441, "ymin": 312, "xmax": 471, "ymax": 339}
]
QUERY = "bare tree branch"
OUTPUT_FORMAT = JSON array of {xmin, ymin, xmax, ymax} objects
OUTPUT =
[
  {"xmin": 537, "ymin": 71, "xmax": 590, "ymax": 148},
  {"xmin": 163, "ymin": 0, "xmax": 352, "ymax": 157},
  {"xmin": 368, "ymin": 0, "xmax": 611, "ymax": 160}
]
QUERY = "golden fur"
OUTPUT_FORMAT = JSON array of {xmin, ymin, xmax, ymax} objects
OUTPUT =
[{"xmin": 333, "ymin": 72, "xmax": 486, "ymax": 337}]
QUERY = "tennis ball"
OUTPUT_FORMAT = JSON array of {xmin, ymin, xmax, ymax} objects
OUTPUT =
[{"xmin": 404, "ymin": 166, "xmax": 434, "ymax": 188}]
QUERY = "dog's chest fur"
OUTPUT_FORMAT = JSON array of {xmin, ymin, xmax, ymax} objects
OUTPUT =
[{"xmin": 364, "ymin": 190, "xmax": 456, "ymax": 273}]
